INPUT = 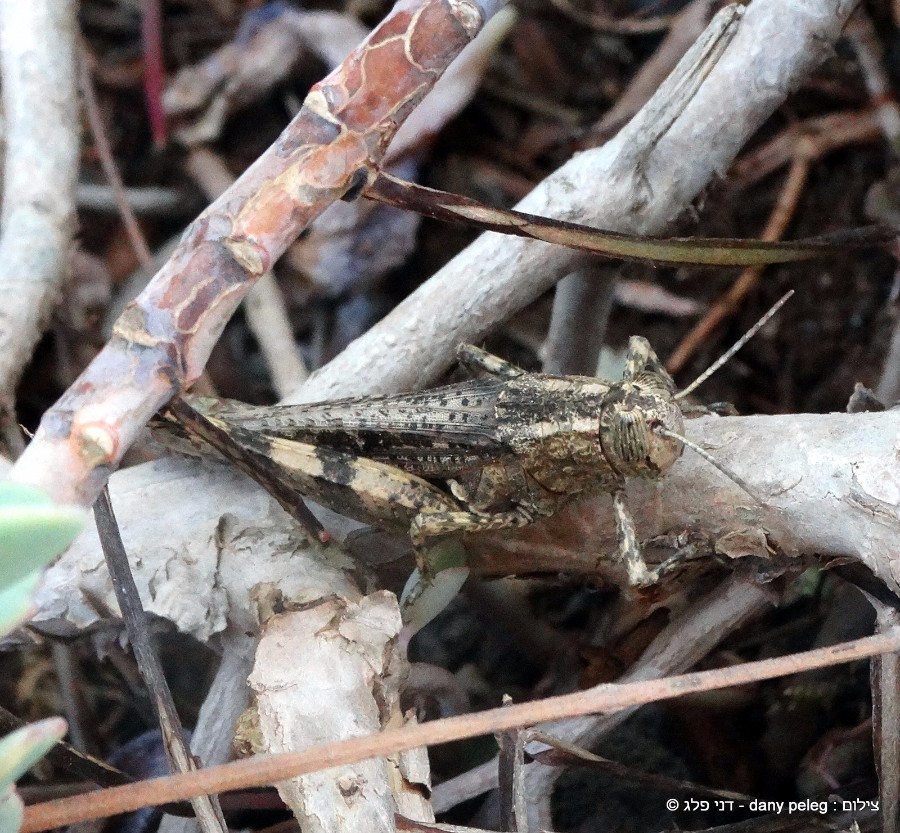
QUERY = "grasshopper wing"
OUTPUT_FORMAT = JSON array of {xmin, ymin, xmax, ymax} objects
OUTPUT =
[{"xmin": 191, "ymin": 381, "xmax": 512, "ymax": 478}]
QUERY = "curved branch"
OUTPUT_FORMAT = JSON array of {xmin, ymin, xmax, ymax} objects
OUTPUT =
[{"xmin": 10, "ymin": 0, "xmax": 505, "ymax": 508}]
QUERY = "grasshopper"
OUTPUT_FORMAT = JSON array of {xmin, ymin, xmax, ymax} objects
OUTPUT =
[{"xmin": 157, "ymin": 294, "xmax": 790, "ymax": 595}]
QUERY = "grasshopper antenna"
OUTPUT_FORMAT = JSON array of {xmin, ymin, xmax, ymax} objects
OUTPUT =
[
  {"xmin": 658, "ymin": 293, "xmax": 794, "ymax": 503},
  {"xmin": 653, "ymin": 426, "xmax": 764, "ymax": 505},
  {"xmin": 674, "ymin": 290, "xmax": 794, "ymax": 401}
]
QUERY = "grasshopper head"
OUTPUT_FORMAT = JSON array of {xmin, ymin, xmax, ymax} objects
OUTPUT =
[
  {"xmin": 598, "ymin": 337, "xmax": 684, "ymax": 479},
  {"xmin": 595, "ymin": 291, "xmax": 793, "ymax": 499}
]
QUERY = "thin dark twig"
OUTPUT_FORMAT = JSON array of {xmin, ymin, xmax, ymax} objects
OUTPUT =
[
  {"xmin": 871, "ymin": 605, "xmax": 900, "ymax": 833},
  {"xmin": 497, "ymin": 696, "xmax": 528, "ymax": 832},
  {"xmin": 77, "ymin": 42, "xmax": 155, "ymax": 272},
  {"xmin": 141, "ymin": 0, "xmax": 168, "ymax": 147},
  {"xmin": 527, "ymin": 730, "xmax": 754, "ymax": 803},
  {"xmin": 94, "ymin": 488, "xmax": 227, "ymax": 833},
  {"xmin": 50, "ymin": 642, "xmax": 87, "ymax": 752}
]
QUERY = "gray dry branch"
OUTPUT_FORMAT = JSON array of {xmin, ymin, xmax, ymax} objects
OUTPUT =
[
  {"xmin": 0, "ymin": 2, "xmax": 79, "ymax": 444},
  {"xmin": 33, "ymin": 409, "xmax": 900, "ymax": 640},
  {"xmin": 470, "ymin": 410, "xmax": 900, "ymax": 593},
  {"xmin": 292, "ymin": 0, "xmax": 861, "ymax": 403}
]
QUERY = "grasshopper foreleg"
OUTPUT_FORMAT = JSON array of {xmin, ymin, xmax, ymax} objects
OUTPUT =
[{"xmin": 612, "ymin": 490, "xmax": 657, "ymax": 587}]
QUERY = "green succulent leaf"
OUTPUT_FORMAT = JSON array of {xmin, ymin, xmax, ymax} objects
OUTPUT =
[
  {"xmin": 0, "ymin": 483, "xmax": 85, "ymax": 590},
  {"xmin": 0, "ymin": 572, "xmax": 42, "ymax": 638},
  {"xmin": 0, "ymin": 718, "xmax": 67, "ymax": 793},
  {"xmin": 401, "ymin": 540, "xmax": 470, "ymax": 635},
  {"xmin": 0, "ymin": 484, "xmax": 57, "ymax": 509},
  {"xmin": 0, "ymin": 786, "xmax": 24, "ymax": 833}
]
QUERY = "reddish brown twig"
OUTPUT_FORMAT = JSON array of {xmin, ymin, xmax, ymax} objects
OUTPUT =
[
  {"xmin": 10, "ymin": 0, "xmax": 503, "ymax": 509},
  {"xmin": 729, "ymin": 110, "xmax": 881, "ymax": 188},
  {"xmin": 21, "ymin": 628, "xmax": 900, "ymax": 831},
  {"xmin": 141, "ymin": 0, "xmax": 168, "ymax": 148}
]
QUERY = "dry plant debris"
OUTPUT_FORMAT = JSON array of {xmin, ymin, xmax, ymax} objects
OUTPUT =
[{"xmin": 2, "ymin": 1, "xmax": 900, "ymax": 833}]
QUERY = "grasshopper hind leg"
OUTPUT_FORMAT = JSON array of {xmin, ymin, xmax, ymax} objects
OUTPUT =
[
  {"xmin": 612, "ymin": 490, "xmax": 658, "ymax": 587},
  {"xmin": 410, "ymin": 506, "xmax": 534, "ymax": 576},
  {"xmin": 401, "ymin": 505, "xmax": 534, "ymax": 634}
]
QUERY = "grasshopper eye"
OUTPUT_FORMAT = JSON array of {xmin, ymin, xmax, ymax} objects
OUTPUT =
[{"xmin": 599, "ymin": 388, "xmax": 684, "ymax": 478}]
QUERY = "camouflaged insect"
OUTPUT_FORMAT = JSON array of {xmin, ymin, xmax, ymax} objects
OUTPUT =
[{"xmin": 159, "ymin": 338, "xmax": 687, "ymax": 587}]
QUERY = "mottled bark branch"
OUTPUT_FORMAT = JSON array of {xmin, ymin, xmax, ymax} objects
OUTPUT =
[{"xmin": 10, "ymin": 0, "xmax": 505, "ymax": 507}]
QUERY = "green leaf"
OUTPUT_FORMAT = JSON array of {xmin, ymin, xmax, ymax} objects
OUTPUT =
[
  {"xmin": 0, "ymin": 573, "xmax": 41, "ymax": 638},
  {"xmin": 0, "ymin": 786, "xmax": 23, "ymax": 833},
  {"xmin": 0, "ymin": 484, "xmax": 57, "ymax": 509},
  {"xmin": 0, "ymin": 483, "xmax": 85, "ymax": 589},
  {"xmin": 0, "ymin": 718, "xmax": 67, "ymax": 793},
  {"xmin": 401, "ymin": 566, "xmax": 470, "ymax": 636},
  {"xmin": 401, "ymin": 540, "xmax": 470, "ymax": 635}
]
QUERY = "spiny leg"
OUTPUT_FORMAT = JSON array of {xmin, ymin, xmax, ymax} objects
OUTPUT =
[
  {"xmin": 456, "ymin": 344, "xmax": 523, "ymax": 379},
  {"xmin": 410, "ymin": 506, "xmax": 533, "ymax": 577},
  {"xmin": 612, "ymin": 490, "xmax": 657, "ymax": 587}
]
